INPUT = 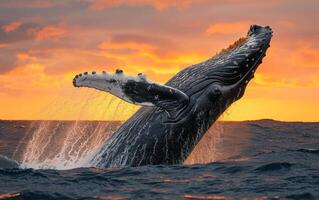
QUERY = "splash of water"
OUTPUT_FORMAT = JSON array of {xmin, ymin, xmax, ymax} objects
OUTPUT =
[
  {"xmin": 185, "ymin": 109, "xmax": 251, "ymax": 164},
  {"xmin": 19, "ymin": 89, "xmax": 126, "ymax": 170},
  {"xmin": 20, "ymin": 121, "xmax": 116, "ymax": 169},
  {"xmin": 185, "ymin": 122, "xmax": 225, "ymax": 164}
]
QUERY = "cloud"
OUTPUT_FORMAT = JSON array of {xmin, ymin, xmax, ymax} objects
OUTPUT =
[
  {"xmin": 87, "ymin": 0, "xmax": 278, "ymax": 11},
  {"xmin": 13, "ymin": 48, "xmax": 122, "ymax": 75},
  {"xmin": 89, "ymin": 0, "xmax": 210, "ymax": 11},
  {"xmin": 0, "ymin": 53, "xmax": 16, "ymax": 73},
  {"xmin": 33, "ymin": 25, "xmax": 65, "ymax": 41},
  {"xmin": 99, "ymin": 40, "xmax": 155, "ymax": 52},
  {"xmin": 0, "ymin": 63, "xmax": 63, "ymax": 98},
  {"xmin": 206, "ymin": 22, "xmax": 250, "ymax": 35},
  {"xmin": 111, "ymin": 34, "xmax": 171, "ymax": 47},
  {"xmin": 0, "ymin": 43, "xmax": 9, "ymax": 48},
  {"xmin": 97, "ymin": 33, "xmax": 207, "ymax": 74},
  {"xmin": 2, "ymin": 21, "xmax": 22, "ymax": 32},
  {"xmin": 0, "ymin": 22, "xmax": 66, "ymax": 44},
  {"xmin": 0, "ymin": 0, "xmax": 71, "ymax": 9},
  {"xmin": 0, "ymin": 22, "xmax": 35, "ymax": 44},
  {"xmin": 99, "ymin": 34, "xmax": 173, "ymax": 53},
  {"xmin": 294, "ymin": 45, "xmax": 319, "ymax": 68},
  {"xmin": 253, "ymin": 73, "xmax": 317, "ymax": 89}
]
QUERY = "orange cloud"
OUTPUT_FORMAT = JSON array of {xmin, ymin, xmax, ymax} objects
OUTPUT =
[
  {"xmin": 99, "ymin": 41, "xmax": 155, "ymax": 51},
  {"xmin": 206, "ymin": 22, "xmax": 250, "ymax": 35},
  {"xmin": 16, "ymin": 52, "xmax": 34, "ymax": 61},
  {"xmin": 88, "ymin": 0, "xmax": 276, "ymax": 10},
  {"xmin": 252, "ymin": 73, "xmax": 317, "ymax": 89},
  {"xmin": 34, "ymin": 25, "xmax": 65, "ymax": 41},
  {"xmin": 89, "ymin": 0, "xmax": 210, "ymax": 10},
  {"xmin": 0, "ymin": 43, "xmax": 9, "ymax": 48},
  {"xmin": 98, "ymin": 38, "xmax": 206, "ymax": 75},
  {"xmin": 98, "ymin": 33, "xmax": 206, "ymax": 65},
  {"xmin": 0, "ymin": 63, "xmax": 61, "ymax": 97},
  {"xmin": 2, "ymin": 21, "xmax": 22, "ymax": 32},
  {"xmin": 0, "ymin": 0, "xmax": 71, "ymax": 9},
  {"xmin": 295, "ymin": 45, "xmax": 319, "ymax": 68}
]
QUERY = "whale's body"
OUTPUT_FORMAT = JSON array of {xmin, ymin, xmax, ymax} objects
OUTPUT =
[{"xmin": 73, "ymin": 25, "xmax": 273, "ymax": 167}]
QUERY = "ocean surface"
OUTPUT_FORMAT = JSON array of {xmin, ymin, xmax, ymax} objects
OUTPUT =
[{"xmin": 0, "ymin": 120, "xmax": 318, "ymax": 199}]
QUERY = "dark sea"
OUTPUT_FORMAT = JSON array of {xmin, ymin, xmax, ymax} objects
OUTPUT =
[{"xmin": 0, "ymin": 120, "xmax": 318, "ymax": 200}]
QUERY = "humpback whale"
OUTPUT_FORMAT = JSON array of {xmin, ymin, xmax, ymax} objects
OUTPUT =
[{"xmin": 73, "ymin": 25, "xmax": 273, "ymax": 167}]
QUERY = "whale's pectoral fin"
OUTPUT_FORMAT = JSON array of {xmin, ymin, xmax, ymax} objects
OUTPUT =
[{"xmin": 73, "ymin": 70, "xmax": 189, "ymax": 113}]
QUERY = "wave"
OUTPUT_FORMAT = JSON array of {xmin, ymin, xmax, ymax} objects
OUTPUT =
[
  {"xmin": 0, "ymin": 155, "xmax": 19, "ymax": 169},
  {"xmin": 254, "ymin": 162, "xmax": 293, "ymax": 172},
  {"xmin": 295, "ymin": 148, "xmax": 319, "ymax": 155},
  {"xmin": 5, "ymin": 191, "xmax": 78, "ymax": 200},
  {"xmin": 0, "ymin": 162, "xmax": 318, "ymax": 199},
  {"xmin": 286, "ymin": 192, "xmax": 316, "ymax": 200}
]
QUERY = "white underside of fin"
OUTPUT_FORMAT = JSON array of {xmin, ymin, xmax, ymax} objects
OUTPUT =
[{"xmin": 73, "ymin": 71, "xmax": 154, "ymax": 106}]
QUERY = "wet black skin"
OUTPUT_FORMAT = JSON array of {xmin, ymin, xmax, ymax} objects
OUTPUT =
[{"xmin": 91, "ymin": 25, "xmax": 273, "ymax": 167}]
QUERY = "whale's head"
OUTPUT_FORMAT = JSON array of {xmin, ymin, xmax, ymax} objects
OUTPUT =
[{"xmin": 170, "ymin": 25, "xmax": 273, "ymax": 121}]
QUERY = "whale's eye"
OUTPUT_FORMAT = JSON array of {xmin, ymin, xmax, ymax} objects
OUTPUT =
[
  {"xmin": 212, "ymin": 87, "xmax": 221, "ymax": 95},
  {"xmin": 208, "ymin": 86, "xmax": 221, "ymax": 100}
]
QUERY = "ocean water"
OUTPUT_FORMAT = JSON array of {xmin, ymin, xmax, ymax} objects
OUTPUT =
[{"xmin": 0, "ymin": 120, "xmax": 318, "ymax": 199}]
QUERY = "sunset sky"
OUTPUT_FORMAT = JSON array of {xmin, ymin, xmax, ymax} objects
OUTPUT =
[{"xmin": 0, "ymin": 0, "xmax": 318, "ymax": 121}]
